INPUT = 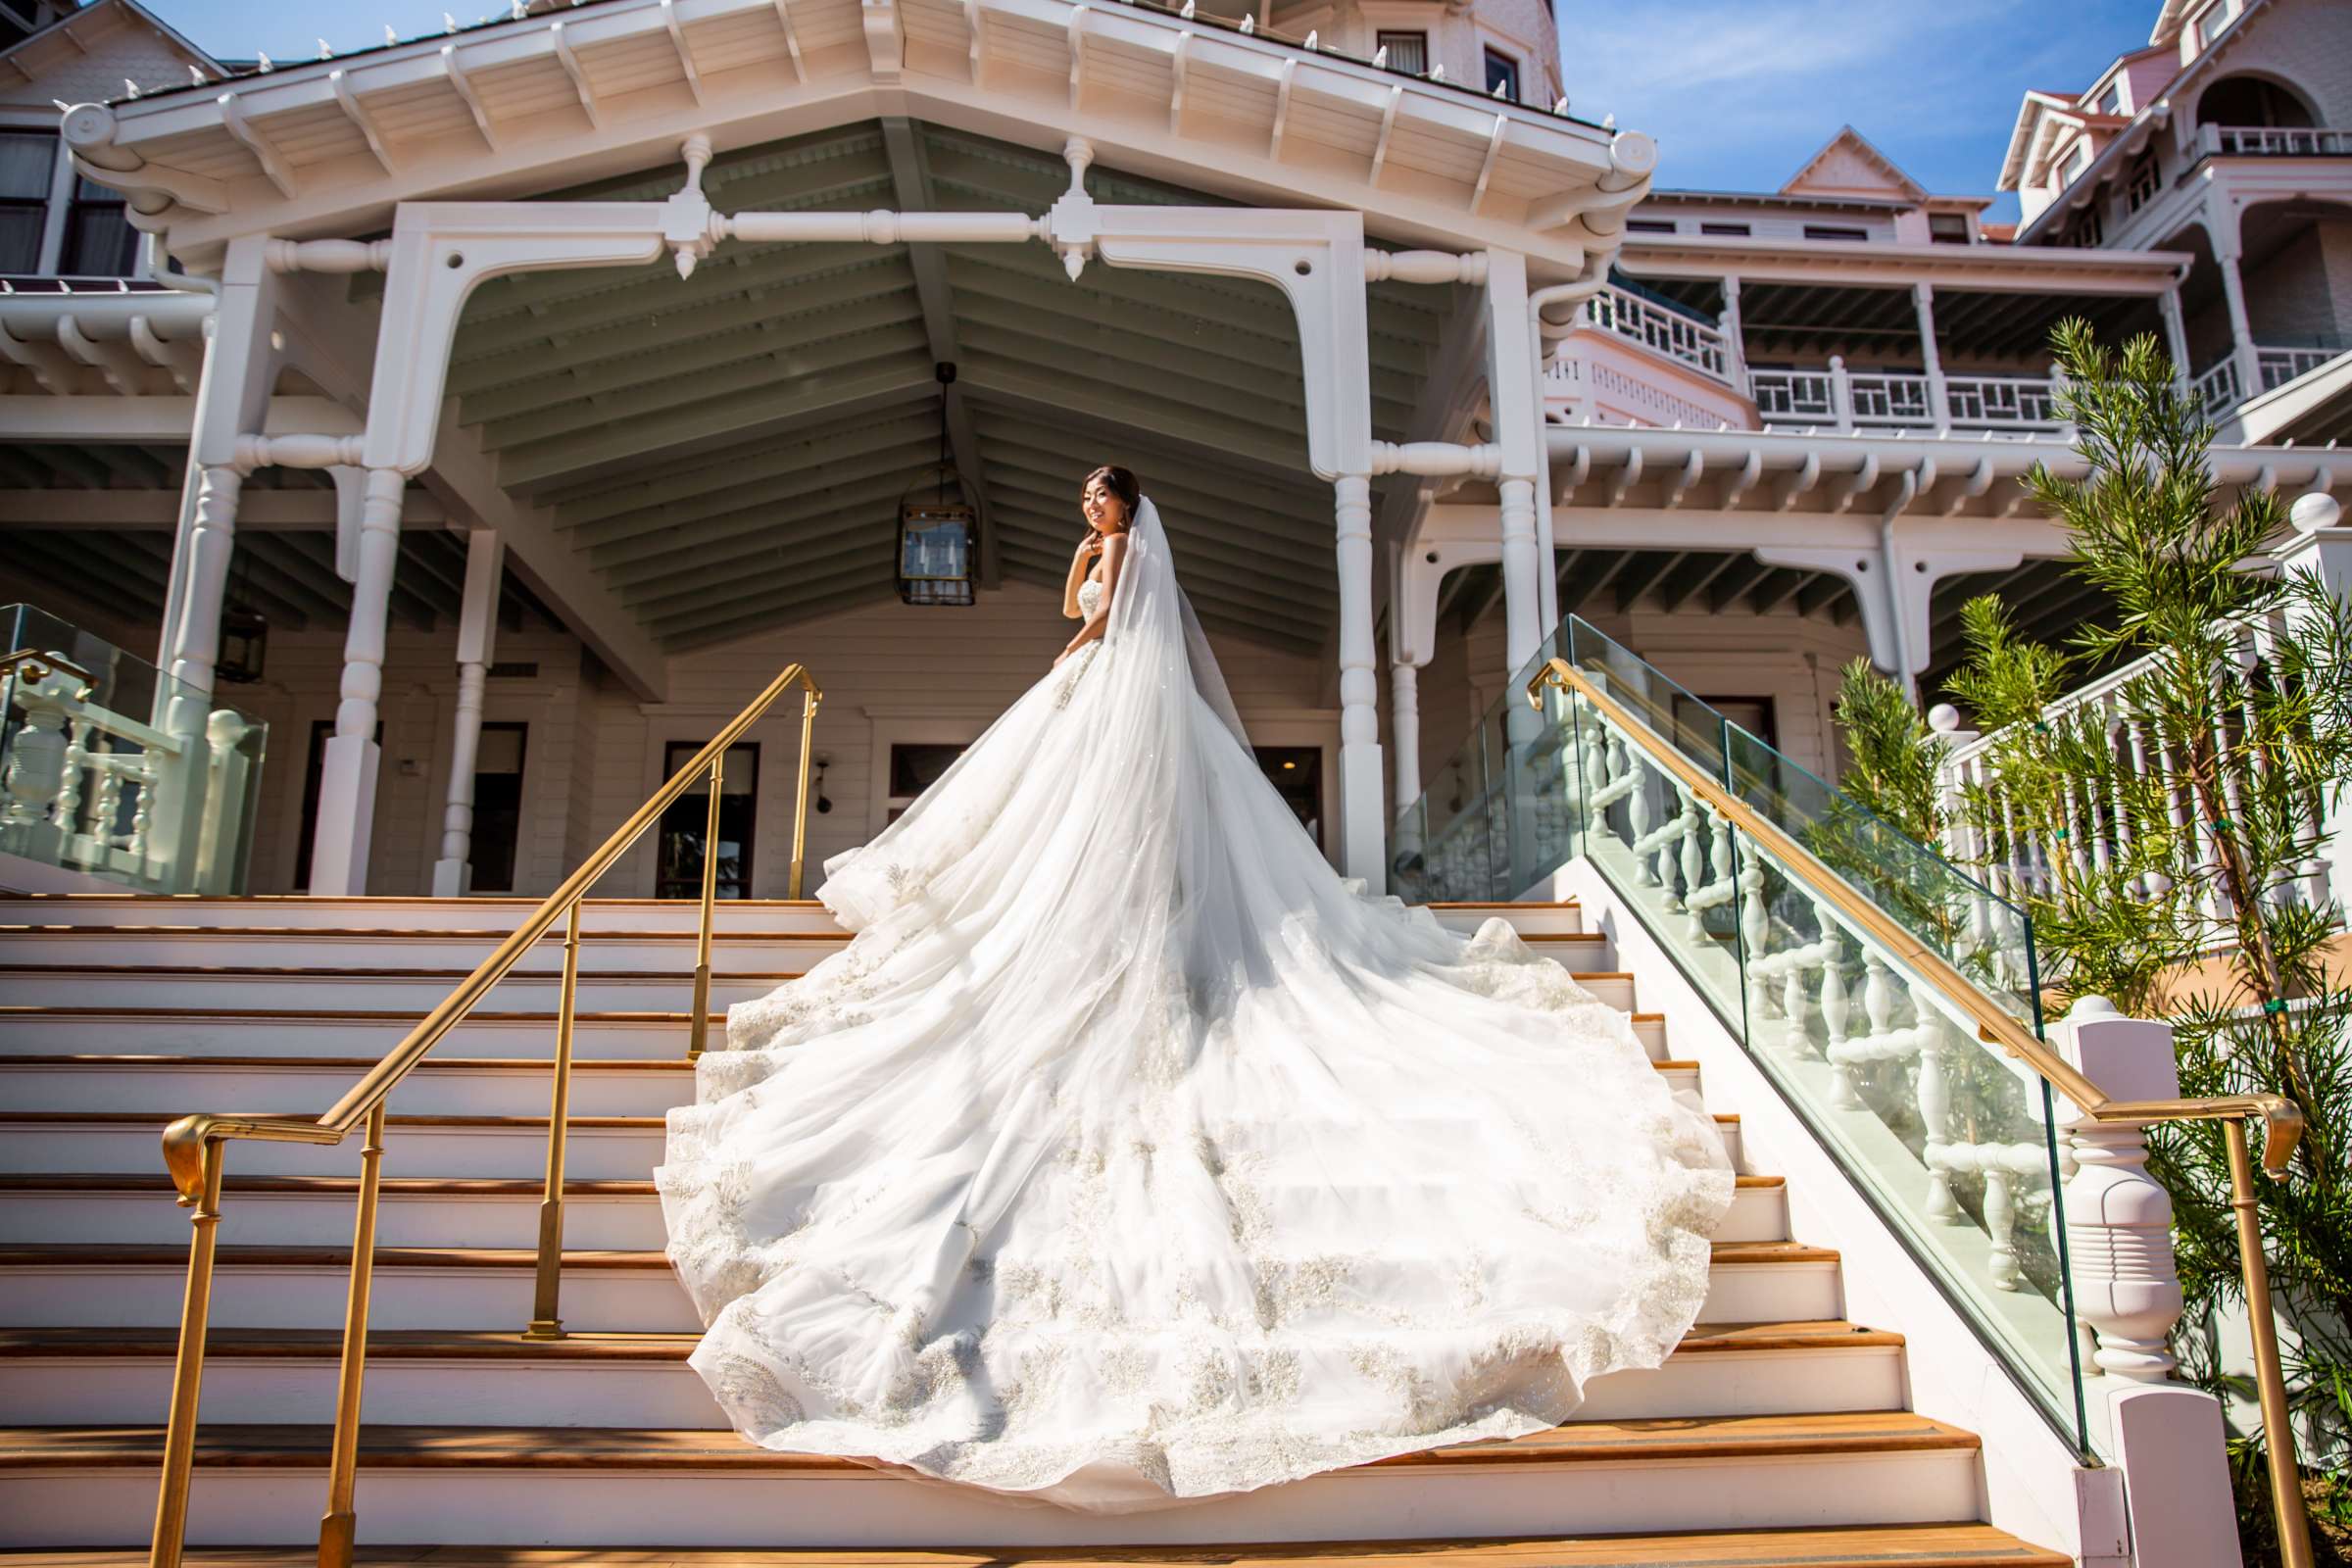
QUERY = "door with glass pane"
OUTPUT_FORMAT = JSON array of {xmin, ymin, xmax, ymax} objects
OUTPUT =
[{"xmin": 657, "ymin": 741, "xmax": 758, "ymax": 899}]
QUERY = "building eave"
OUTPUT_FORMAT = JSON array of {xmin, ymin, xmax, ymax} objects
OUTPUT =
[{"xmin": 60, "ymin": 0, "xmax": 1644, "ymax": 274}]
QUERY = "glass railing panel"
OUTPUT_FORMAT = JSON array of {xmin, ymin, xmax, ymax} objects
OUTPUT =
[
  {"xmin": 0, "ymin": 604, "xmax": 269, "ymax": 894},
  {"xmin": 1399, "ymin": 618, "xmax": 2092, "ymax": 1456},
  {"xmin": 1717, "ymin": 723, "xmax": 2086, "ymax": 1454}
]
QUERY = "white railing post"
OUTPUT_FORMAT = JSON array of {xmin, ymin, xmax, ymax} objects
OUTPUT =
[
  {"xmin": 1827, "ymin": 356, "xmax": 1856, "ymax": 434},
  {"xmin": 2056, "ymin": 995, "xmax": 2245, "ymax": 1568}
]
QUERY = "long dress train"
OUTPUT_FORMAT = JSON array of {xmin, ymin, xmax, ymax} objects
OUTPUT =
[{"xmin": 658, "ymin": 495, "xmax": 1735, "ymax": 1512}]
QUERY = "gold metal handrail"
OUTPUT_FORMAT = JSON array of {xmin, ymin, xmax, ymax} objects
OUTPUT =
[
  {"xmin": 1529, "ymin": 655, "xmax": 2314, "ymax": 1568},
  {"xmin": 145, "ymin": 662, "xmax": 822, "ymax": 1568}
]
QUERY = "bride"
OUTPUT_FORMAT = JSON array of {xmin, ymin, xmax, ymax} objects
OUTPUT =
[{"xmin": 659, "ymin": 466, "xmax": 1734, "ymax": 1512}]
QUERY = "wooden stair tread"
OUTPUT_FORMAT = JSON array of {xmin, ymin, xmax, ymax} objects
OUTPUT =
[
  {"xmin": 0, "ymin": 1524, "xmax": 2072, "ymax": 1566},
  {"xmin": 0, "ymin": 1111, "xmax": 670, "ymax": 1130},
  {"xmin": 0, "ymin": 1054, "xmax": 693, "ymax": 1071},
  {"xmin": 0, "ymin": 1319, "xmax": 1898, "ymax": 1362},
  {"xmin": 0, "ymin": 1173, "xmax": 661, "ymax": 1197},
  {"xmin": 0, "ymin": 1172, "xmax": 1788, "ymax": 1196},
  {"xmin": 0, "ymin": 926, "xmax": 849, "ymax": 942},
  {"xmin": 0, "ymin": 964, "xmax": 804, "ymax": 980},
  {"xmin": 0, "ymin": 1410, "xmax": 1977, "ymax": 1473},
  {"xmin": 0, "ymin": 1005, "xmax": 717, "ymax": 1022},
  {"xmin": 0, "ymin": 1239, "xmax": 1824, "ymax": 1271}
]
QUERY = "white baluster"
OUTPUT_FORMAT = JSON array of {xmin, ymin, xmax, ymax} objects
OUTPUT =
[
  {"xmin": 1983, "ymin": 1167, "xmax": 2019, "ymax": 1290},
  {"xmin": 1819, "ymin": 933, "xmax": 1849, "ymax": 1058},
  {"xmin": 1917, "ymin": 994, "xmax": 1956, "ymax": 1221}
]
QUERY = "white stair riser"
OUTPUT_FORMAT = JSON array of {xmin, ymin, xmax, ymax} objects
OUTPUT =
[
  {"xmin": 0, "ymin": 900, "xmax": 1581, "ymax": 939},
  {"xmin": 0, "ymin": 1064, "xmax": 694, "ymax": 1119},
  {"xmin": 0, "ymin": 900, "xmax": 842, "ymax": 935},
  {"xmin": 0, "ymin": 1017, "xmax": 692, "ymax": 1060},
  {"xmin": 0, "ymin": 1183, "xmax": 1788, "ymax": 1250},
  {"xmin": 5, "ymin": 1061, "xmax": 1691, "ymax": 1120},
  {"xmin": 0, "ymin": 1117, "xmax": 1741, "ymax": 1183},
  {"xmin": 0, "ymin": 1253, "xmax": 1822, "ymax": 1333},
  {"xmin": 0, "ymin": 973, "xmax": 794, "ymax": 1011},
  {"xmin": 0, "ymin": 1342, "xmax": 1906, "ymax": 1429},
  {"xmin": 2, "ymin": 932, "xmax": 852, "ymax": 971},
  {"xmin": 1429, "ymin": 906, "xmax": 1584, "ymax": 936},
  {"xmin": 0, "ymin": 1191, "xmax": 670, "ymax": 1250},
  {"xmin": 0, "ymin": 1448, "xmax": 1982, "ymax": 1549},
  {"xmin": 0, "ymin": 1124, "xmax": 664, "ymax": 1181}
]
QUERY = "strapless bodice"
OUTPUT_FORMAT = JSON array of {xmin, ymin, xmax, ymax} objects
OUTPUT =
[{"xmin": 1078, "ymin": 576, "xmax": 1103, "ymax": 618}]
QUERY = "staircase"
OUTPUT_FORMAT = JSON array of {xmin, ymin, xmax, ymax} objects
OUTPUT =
[{"xmin": 0, "ymin": 893, "xmax": 2067, "ymax": 1565}]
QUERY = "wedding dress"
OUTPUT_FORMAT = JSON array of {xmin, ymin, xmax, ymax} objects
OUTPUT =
[{"xmin": 659, "ymin": 496, "xmax": 1735, "ymax": 1513}]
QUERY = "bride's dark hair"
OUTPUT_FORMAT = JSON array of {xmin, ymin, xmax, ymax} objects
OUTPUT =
[{"xmin": 1082, "ymin": 465, "xmax": 1141, "ymax": 530}]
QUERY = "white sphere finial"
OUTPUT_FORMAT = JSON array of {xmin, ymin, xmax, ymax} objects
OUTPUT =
[
  {"xmin": 1927, "ymin": 703, "xmax": 1959, "ymax": 733},
  {"xmin": 2290, "ymin": 491, "xmax": 2341, "ymax": 535}
]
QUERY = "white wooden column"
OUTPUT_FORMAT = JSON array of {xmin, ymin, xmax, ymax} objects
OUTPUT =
[
  {"xmin": 306, "ymin": 467, "xmax": 404, "ymax": 896},
  {"xmin": 2214, "ymin": 224, "xmax": 2262, "ymax": 407},
  {"xmin": 2157, "ymin": 283, "xmax": 2193, "ymax": 389},
  {"xmin": 1720, "ymin": 274, "xmax": 1750, "ymax": 393},
  {"xmin": 1335, "ymin": 473, "xmax": 1384, "ymax": 882},
  {"xmin": 431, "ymin": 529, "xmax": 506, "ymax": 898},
  {"xmin": 1483, "ymin": 249, "xmax": 1544, "ymax": 679},
  {"xmin": 148, "ymin": 236, "xmax": 277, "ymax": 894},
  {"xmin": 1390, "ymin": 661, "xmax": 1423, "ymax": 811},
  {"xmin": 1912, "ymin": 281, "xmax": 1950, "ymax": 434}
]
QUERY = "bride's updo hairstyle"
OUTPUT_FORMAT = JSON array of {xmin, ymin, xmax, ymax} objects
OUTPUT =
[{"xmin": 1082, "ymin": 465, "xmax": 1140, "ymax": 531}]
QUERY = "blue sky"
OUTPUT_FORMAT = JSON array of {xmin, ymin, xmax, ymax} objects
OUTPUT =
[
  {"xmin": 150, "ymin": 0, "xmax": 2158, "ymax": 218},
  {"xmin": 1558, "ymin": 0, "xmax": 2159, "ymax": 216}
]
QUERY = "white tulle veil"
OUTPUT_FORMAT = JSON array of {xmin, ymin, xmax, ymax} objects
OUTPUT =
[{"xmin": 1119, "ymin": 495, "xmax": 1250, "ymax": 749}]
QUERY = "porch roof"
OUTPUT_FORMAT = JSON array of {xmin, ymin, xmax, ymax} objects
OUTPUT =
[{"xmin": 62, "ymin": 0, "xmax": 1649, "ymax": 273}]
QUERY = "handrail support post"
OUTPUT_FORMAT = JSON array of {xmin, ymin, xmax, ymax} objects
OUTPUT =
[
  {"xmin": 145, "ymin": 1136, "xmax": 224, "ymax": 1568},
  {"xmin": 524, "ymin": 899, "xmax": 584, "ymax": 1341},
  {"xmin": 688, "ymin": 749, "xmax": 725, "ymax": 1059},
  {"xmin": 317, "ymin": 1100, "xmax": 388, "ymax": 1568}
]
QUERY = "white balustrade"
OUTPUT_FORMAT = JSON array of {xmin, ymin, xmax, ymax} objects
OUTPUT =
[
  {"xmin": 1936, "ymin": 581, "xmax": 2345, "ymax": 926},
  {"xmin": 2192, "ymin": 357, "xmax": 2243, "ymax": 415},
  {"xmin": 1751, "ymin": 363, "xmax": 2062, "ymax": 435},
  {"xmin": 2256, "ymin": 343, "xmax": 2345, "ymax": 393},
  {"xmin": 2208, "ymin": 123, "xmax": 2352, "ymax": 159},
  {"xmin": 0, "ymin": 647, "xmax": 263, "ymax": 893},
  {"xmin": 1583, "ymin": 285, "xmax": 1733, "ymax": 383}
]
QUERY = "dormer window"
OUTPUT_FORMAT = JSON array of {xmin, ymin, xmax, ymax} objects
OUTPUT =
[
  {"xmin": 2098, "ymin": 82, "xmax": 2126, "ymax": 117},
  {"xmin": 1483, "ymin": 47, "xmax": 1520, "ymax": 103},
  {"xmin": 2192, "ymin": 0, "xmax": 2232, "ymax": 50},
  {"xmin": 0, "ymin": 130, "xmax": 55, "ymax": 274},
  {"xmin": 1375, "ymin": 29, "xmax": 1427, "ymax": 74},
  {"xmin": 1928, "ymin": 213, "xmax": 1969, "ymax": 244}
]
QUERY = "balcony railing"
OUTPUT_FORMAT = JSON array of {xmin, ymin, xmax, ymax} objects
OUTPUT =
[
  {"xmin": 1584, "ymin": 284, "xmax": 1734, "ymax": 385},
  {"xmin": 2203, "ymin": 123, "xmax": 2352, "ymax": 159},
  {"xmin": 2257, "ymin": 342, "xmax": 2348, "ymax": 392},
  {"xmin": 1749, "ymin": 359, "xmax": 2064, "ymax": 436}
]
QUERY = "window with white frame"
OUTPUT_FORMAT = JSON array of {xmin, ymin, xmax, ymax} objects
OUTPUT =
[
  {"xmin": 0, "ymin": 130, "xmax": 54, "ymax": 274},
  {"xmin": 2192, "ymin": 0, "xmax": 2230, "ymax": 50},
  {"xmin": 1374, "ymin": 29, "xmax": 1426, "ymax": 74},
  {"xmin": 57, "ymin": 172, "xmax": 134, "ymax": 277},
  {"xmin": 1483, "ymin": 47, "xmax": 1519, "ymax": 102},
  {"xmin": 2126, "ymin": 153, "xmax": 2160, "ymax": 213},
  {"xmin": 2098, "ymin": 81, "xmax": 2126, "ymax": 117}
]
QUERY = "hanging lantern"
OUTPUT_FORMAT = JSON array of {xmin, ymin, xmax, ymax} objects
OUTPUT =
[
  {"xmin": 217, "ymin": 603, "xmax": 267, "ymax": 684},
  {"xmin": 896, "ymin": 363, "xmax": 978, "ymax": 608},
  {"xmin": 217, "ymin": 553, "xmax": 268, "ymax": 683}
]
